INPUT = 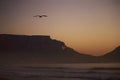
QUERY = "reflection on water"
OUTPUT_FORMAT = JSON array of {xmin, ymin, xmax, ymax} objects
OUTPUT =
[{"xmin": 0, "ymin": 63, "xmax": 120, "ymax": 80}]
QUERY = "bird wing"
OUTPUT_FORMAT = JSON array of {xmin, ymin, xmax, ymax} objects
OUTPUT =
[
  {"xmin": 33, "ymin": 15, "xmax": 40, "ymax": 17},
  {"xmin": 34, "ymin": 15, "xmax": 47, "ymax": 18},
  {"xmin": 42, "ymin": 15, "xmax": 47, "ymax": 17}
]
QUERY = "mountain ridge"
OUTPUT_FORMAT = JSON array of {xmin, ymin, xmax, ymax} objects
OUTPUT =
[{"xmin": 0, "ymin": 34, "xmax": 120, "ymax": 64}]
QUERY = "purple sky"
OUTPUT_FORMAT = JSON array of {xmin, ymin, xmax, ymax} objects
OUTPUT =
[{"xmin": 0, "ymin": 0, "xmax": 120, "ymax": 55}]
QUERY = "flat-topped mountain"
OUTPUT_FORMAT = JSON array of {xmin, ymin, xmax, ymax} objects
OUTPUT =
[
  {"xmin": 0, "ymin": 34, "xmax": 66, "ymax": 52},
  {"xmin": 0, "ymin": 34, "xmax": 120, "ymax": 64}
]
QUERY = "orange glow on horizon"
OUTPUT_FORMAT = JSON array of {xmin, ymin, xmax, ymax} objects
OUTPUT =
[{"xmin": 0, "ymin": 0, "xmax": 120, "ymax": 56}]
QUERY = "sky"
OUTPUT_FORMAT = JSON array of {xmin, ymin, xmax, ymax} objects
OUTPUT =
[{"xmin": 0, "ymin": 0, "xmax": 120, "ymax": 56}]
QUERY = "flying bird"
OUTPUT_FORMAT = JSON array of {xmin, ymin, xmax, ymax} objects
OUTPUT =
[{"xmin": 34, "ymin": 15, "xmax": 48, "ymax": 18}]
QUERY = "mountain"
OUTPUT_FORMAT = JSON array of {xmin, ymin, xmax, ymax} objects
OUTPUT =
[
  {"xmin": 100, "ymin": 46, "xmax": 120, "ymax": 62},
  {"xmin": 0, "ymin": 34, "xmax": 120, "ymax": 64},
  {"xmin": 105, "ymin": 46, "xmax": 120, "ymax": 56}
]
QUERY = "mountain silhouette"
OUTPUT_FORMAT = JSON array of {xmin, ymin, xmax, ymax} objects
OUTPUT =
[
  {"xmin": 101, "ymin": 46, "xmax": 120, "ymax": 62},
  {"xmin": 0, "ymin": 34, "xmax": 120, "ymax": 64},
  {"xmin": 105, "ymin": 46, "xmax": 120, "ymax": 56}
]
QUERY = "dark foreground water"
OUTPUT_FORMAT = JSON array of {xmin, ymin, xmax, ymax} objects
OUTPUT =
[{"xmin": 0, "ymin": 63, "xmax": 120, "ymax": 80}]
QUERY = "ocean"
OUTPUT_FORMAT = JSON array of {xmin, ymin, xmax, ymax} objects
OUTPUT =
[{"xmin": 0, "ymin": 63, "xmax": 120, "ymax": 80}]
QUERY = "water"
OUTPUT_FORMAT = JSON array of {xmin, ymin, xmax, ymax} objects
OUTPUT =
[{"xmin": 0, "ymin": 63, "xmax": 120, "ymax": 80}]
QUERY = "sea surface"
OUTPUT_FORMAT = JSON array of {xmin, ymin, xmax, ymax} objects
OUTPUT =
[{"xmin": 0, "ymin": 63, "xmax": 120, "ymax": 80}]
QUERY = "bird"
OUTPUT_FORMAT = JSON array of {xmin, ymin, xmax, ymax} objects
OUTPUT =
[{"xmin": 33, "ymin": 15, "xmax": 48, "ymax": 18}]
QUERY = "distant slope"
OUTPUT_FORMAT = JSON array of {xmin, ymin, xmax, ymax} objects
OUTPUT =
[
  {"xmin": 0, "ymin": 34, "xmax": 120, "ymax": 64},
  {"xmin": 104, "ymin": 46, "xmax": 120, "ymax": 57},
  {"xmin": 100, "ymin": 46, "xmax": 120, "ymax": 62}
]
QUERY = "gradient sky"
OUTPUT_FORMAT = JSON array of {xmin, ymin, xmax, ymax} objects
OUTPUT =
[{"xmin": 0, "ymin": 0, "xmax": 120, "ymax": 56}]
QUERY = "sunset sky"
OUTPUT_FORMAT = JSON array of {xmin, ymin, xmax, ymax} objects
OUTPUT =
[{"xmin": 0, "ymin": 0, "xmax": 120, "ymax": 56}]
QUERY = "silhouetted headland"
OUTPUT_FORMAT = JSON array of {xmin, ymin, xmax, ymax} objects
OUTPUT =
[{"xmin": 0, "ymin": 34, "xmax": 120, "ymax": 64}]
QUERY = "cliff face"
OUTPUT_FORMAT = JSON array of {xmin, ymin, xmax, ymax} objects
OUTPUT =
[
  {"xmin": 0, "ymin": 34, "xmax": 66, "ymax": 52},
  {"xmin": 0, "ymin": 34, "xmax": 120, "ymax": 64},
  {"xmin": 0, "ymin": 34, "xmax": 95, "ymax": 64}
]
